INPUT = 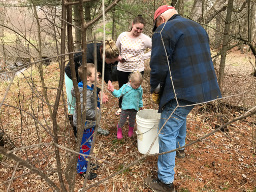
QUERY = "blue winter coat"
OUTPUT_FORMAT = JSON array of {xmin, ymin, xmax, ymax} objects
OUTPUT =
[{"xmin": 71, "ymin": 82, "xmax": 100, "ymax": 129}]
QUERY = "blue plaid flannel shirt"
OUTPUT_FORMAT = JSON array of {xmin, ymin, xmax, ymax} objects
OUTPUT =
[{"xmin": 150, "ymin": 15, "xmax": 221, "ymax": 112}]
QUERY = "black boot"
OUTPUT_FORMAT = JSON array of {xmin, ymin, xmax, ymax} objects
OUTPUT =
[
  {"xmin": 0, "ymin": 132, "xmax": 4, "ymax": 146},
  {"xmin": 80, "ymin": 172, "xmax": 97, "ymax": 180},
  {"xmin": 68, "ymin": 114, "xmax": 74, "ymax": 126},
  {"xmin": 68, "ymin": 115, "xmax": 77, "ymax": 137},
  {"xmin": 90, "ymin": 163, "xmax": 100, "ymax": 170},
  {"xmin": 73, "ymin": 126, "xmax": 77, "ymax": 138}
]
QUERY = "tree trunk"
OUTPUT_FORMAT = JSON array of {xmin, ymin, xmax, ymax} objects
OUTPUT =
[
  {"xmin": 84, "ymin": 2, "xmax": 93, "ymax": 41},
  {"xmin": 247, "ymin": 0, "xmax": 251, "ymax": 43},
  {"xmin": 197, "ymin": 0, "xmax": 227, "ymax": 24},
  {"xmin": 218, "ymin": 0, "xmax": 234, "ymax": 89},
  {"xmin": 74, "ymin": 4, "xmax": 81, "ymax": 51},
  {"xmin": 65, "ymin": 1, "xmax": 81, "ymax": 191},
  {"xmin": 214, "ymin": 14, "xmax": 222, "ymax": 49},
  {"xmin": 189, "ymin": 0, "xmax": 203, "ymax": 21},
  {"xmin": 0, "ymin": 5, "xmax": 6, "ymax": 71},
  {"xmin": 251, "ymin": 2, "xmax": 256, "ymax": 42},
  {"xmin": 175, "ymin": 0, "xmax": 184, "ymax": 16},
  {"xmin": 251, "ymin": 2, "xmax": 256, "ymax": 75},
  {"xmin": 0, "ymin": 6, "xmax": 4, "ymax": 37},
  {"xmin": 112, "ymin": 6, "xmax": 116, "ymax": 40}
]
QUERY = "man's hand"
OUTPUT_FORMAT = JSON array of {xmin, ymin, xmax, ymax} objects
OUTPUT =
[
  {"xmin": 107, "ymin": 80, "xmax": 114, "ymax": 92},
  {"xmin": 151, "ymin": 92, "xmax": 160, "ymax": 104}
]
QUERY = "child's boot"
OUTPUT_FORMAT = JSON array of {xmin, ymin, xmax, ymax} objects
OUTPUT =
[
  {"xmin": 128, "ymin": 126, "xmax": 134, "ymax": 137},
  {"xmin": 73, "ymin": 126, "xmax": 77, "ymax": 138},
  {"xmin": 117, "ymin": 124, "xmax": 123, "ymax": 139}
]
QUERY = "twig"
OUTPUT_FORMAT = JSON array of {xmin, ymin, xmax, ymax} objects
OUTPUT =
[
  {"xmin": 1, "ymin": 103, "xmax": 54, "ymax": 137},
  {"xmin": 54, "ymin": 143, "xmax": 109, "ymax": 163},
  {"xmin": 0, "ymin": 171, "xmax": 30, "ymax": 186},
  {"xmin": 0, "ymin": 75, "xmax": 15, "ymax": 109},
  {"xmin": 7, "ymin": 143, "xmax": 52, "ymax": 154},
  {"xmin": 7, "ymin": 163, "xmax": 19, "ymax": 192}
]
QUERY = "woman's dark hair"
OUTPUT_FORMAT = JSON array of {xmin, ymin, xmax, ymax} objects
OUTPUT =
[{"xmin": 133, "ymin": 15, "xmax": 146, "ymax": 26}]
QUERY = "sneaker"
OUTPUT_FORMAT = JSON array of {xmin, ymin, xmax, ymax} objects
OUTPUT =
[
  {"xmin": 97, "ymin": 127, "xmax": 109, "ymax": 136},
  {"xmin": 90, "ymin": 163, "xmax": 100, "ymax": 170},
  {"xmin": 87, "ymin": 172, "xmax": 97, "ymax": 180},
  {"xmin": 80, "ymin": 172, "xmax": 97, "ymax": 180},
  {"xmin": 73, "ymin": 126, "xmax": 77, "ymax": 138},
  {"xmin": 145, "ymin": 177, "xmax": 175, "ymax": 192},
  {"xmin": 68, "ymin": 114, "xmax": 74, "ymax": 126},
  {"xmin": 176, "ymin": 149, "xmax": 185, "ymax": 158}
]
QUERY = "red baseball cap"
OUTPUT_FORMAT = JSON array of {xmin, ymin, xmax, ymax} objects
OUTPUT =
[{"xmin": 153, "ymin": 5, "xmax": 175, "ymax": 32}]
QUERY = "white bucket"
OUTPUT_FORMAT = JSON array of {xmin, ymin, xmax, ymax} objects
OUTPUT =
[{"xmin": 136, "ymin": 109, "xmax": 160, "ymax": 154}]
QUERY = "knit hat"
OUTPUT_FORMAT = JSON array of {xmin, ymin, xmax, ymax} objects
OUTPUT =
[{"xmin": 152, "ymin": 5, "xmax": 175, "ymax": 32}]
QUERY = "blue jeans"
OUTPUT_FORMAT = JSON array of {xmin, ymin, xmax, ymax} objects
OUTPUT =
[{"xmin": 158, "ymin": 99, "xmax": 194, "ymax": 184}]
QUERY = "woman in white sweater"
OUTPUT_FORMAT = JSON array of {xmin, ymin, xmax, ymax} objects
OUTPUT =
[{"xmin": 115, "ymin": 15, "xmax": 152, "ymax": 115}]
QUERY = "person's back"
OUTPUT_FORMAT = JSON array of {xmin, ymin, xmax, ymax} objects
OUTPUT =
[{"xmin": 150, "ymin": 14, "xmax": 221, "ymax": 111}]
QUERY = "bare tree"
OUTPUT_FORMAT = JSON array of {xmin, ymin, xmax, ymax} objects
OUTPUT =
[
  {"xmin": 189, "ymin": 0, "xmax": 203, "ymax": 21},
  {"xmin": 218, "ymin": 0, "xmax": 234, "ymax": 89},
  {"xmin": 197, "ymin": 0, "xmax": 227, "ymax": 24}
]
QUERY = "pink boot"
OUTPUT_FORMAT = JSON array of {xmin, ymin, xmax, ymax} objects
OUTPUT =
[
  {"xmin": 117, "ymin": 125, "xmax": 123, "ymax": 139},
  {"xmin": 128, "ymin": 126, "xmax": 134, "ymax": 137}
]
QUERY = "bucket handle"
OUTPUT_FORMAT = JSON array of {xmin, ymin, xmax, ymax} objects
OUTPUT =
[{"xmin": 136, "ymin": 124, "xmax": 157, "ymax": 136}]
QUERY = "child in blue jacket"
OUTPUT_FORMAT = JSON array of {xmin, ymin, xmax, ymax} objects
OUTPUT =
[
  {"xmin": 71, "ymin": 63, "xmax": 101, "ymax": 180},
  {"xmin": 108, "ymin": 71, "xmax": 143, "ymax": 139}
]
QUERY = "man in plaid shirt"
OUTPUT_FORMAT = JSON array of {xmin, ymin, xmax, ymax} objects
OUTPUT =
[{"xmin": 145, "ymin": 5, "xmax": 222, "ymax": 192}]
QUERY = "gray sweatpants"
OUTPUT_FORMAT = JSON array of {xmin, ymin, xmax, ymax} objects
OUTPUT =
[{"xmin": 118, "ymin": 109, "xmax": 137, "ymax": 128}]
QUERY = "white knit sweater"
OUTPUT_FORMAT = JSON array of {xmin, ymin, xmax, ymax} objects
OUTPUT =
[{"xmin": 116, "ymin": 32, "xmax": 152, "ymax": 72}]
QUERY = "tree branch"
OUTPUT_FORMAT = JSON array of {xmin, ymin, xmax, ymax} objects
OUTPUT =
[{"xmin": 84, "ymin": 0, "xmax": 121, "ymax": 29}]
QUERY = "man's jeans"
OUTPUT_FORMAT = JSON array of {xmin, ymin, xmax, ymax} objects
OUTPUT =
[{"xmin": 158, "ymin": 99, "xmax": 194, "ymax": 184}]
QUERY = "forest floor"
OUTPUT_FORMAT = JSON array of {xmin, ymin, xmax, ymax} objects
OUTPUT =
[{"xmin": 0, "ymin": 49, "xmax": 255, "ymax": 192}]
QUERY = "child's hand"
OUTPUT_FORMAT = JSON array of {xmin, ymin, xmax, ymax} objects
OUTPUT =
[
  {"xmin": 107, "ymin": 80, "xmax": 114, "ymax": 92},
  {"xmin": 99, "ymin": 91, "xmax": 108, "ymax": 103}
]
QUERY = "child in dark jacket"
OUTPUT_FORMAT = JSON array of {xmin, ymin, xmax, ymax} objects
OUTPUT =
[
  {"xmin": 71, "ymin": 63, "xmax": 101, "ymax": 180},
  {"xmin": 108, "ymin": 71, "xmax": 143, "ymax": 139}
]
